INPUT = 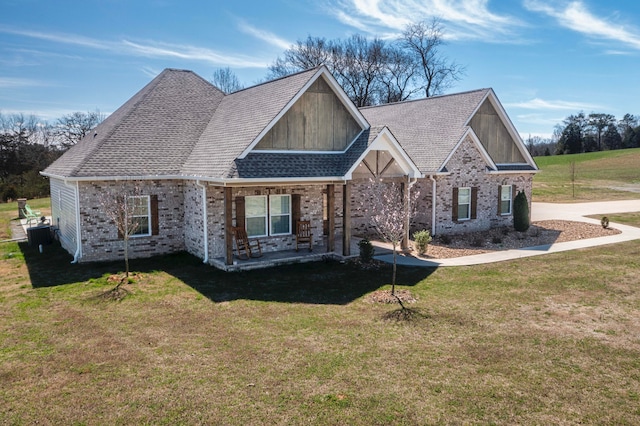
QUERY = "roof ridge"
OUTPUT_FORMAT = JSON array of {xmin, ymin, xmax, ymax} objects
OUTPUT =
[
  {"xmin": 359, "ymin": 88, "xmax": 491, "ymax": 110},
  {"xmin": 67, "ymin": 69, "xmax": 171, "ymax": 177},
  {"xmin": 227, "ymin": 66, "xmax": 322, "ymax": 95}
]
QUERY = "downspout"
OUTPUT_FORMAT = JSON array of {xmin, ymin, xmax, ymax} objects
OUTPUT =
[
  {"xmin": 64, "ymin": 180, "xmax": 82, "ymax": 263},
  {"xmin": 196, "ymin": 180, "xmax": 209, "ymax": 264},
  {"xmin": 429, "ymin": 175, "xmax": 437, "ymax": 236}
]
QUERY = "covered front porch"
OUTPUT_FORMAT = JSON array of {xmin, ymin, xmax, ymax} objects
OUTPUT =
[{"xmin": 211, "ymin": 236, "xmax": 364, "ymax": 272}]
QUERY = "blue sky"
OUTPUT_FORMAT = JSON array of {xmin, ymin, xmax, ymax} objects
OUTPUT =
[{"xmin": 1, "ymin": 0, "xmax": 639, "ymax": 139}]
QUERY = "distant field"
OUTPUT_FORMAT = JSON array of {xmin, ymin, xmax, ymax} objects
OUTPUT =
[{"xmin": 533, "ymin": 147, "xmax": 640, "ymax": 202}]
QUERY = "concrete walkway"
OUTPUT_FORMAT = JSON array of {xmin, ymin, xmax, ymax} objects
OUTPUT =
[{"xmin": 374, "ymin": 200, "xmax": 640, "ymax": 267}]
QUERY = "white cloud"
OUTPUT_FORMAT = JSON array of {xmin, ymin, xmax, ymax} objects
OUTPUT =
[
  {"xmin": 0, "ymin": 26, "xmax": 269, "ymax": 68},
  {"xmin": 506, "ymin": 97, "xmax": 600, "ymax": 111},
  {"xmin": 121, "ymin": 40, "xmax": 267, "ymax": 67},
  {"xmin": 329, "ymin": 0, "xmax": 524, "ymax": 40},
  {"xmin": 523, "ymin": 0, "xmax": 640, "ymax": 50},
  {"xmin": 0, "ymin": 77, "xmax": 44, "ymax": 88},
  {"xmin": 238, "ymin": 21, "xmax": 292, "ymax": 50}
]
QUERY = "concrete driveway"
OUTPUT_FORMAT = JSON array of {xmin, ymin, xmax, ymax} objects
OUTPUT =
[{"xmin": 374, "ymin": 200, "xmax": 640, "ymax": 267}]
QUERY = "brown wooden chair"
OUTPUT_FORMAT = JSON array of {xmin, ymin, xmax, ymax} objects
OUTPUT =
[
  {"xmin": 295, "ymin": 220, "xmax": 313, "ymax": 252},
  {"xmin": 232, "ymin": 227, "xmax": 262, "ymax": 259}
]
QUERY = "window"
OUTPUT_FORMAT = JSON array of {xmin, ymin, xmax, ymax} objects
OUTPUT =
[
  {"xmin": 244, "ymin": 194, "xmax": 292, "ymax": 237},
  {"xmin": 457, "ymin": 187, "xmax": 471, "ymax": 221},
  {"xmin": 245, "ymin": 196, "xmax": 268, "ymax": 237},
  {"xmin": 500, "ymin": 185, "xmax": 512, "ymax": 215},
  {"xmin": 270, "ymin": 194, "xmax": 291, "ymax": 235},
  {"xmin": 128, "ymin": 195, "xmax": 150, "ymax": 236}
]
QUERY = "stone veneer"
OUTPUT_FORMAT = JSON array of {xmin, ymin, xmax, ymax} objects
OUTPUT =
[{"xmin": 78, "ymin": 180, "xmax": 186, "ymax": 263}]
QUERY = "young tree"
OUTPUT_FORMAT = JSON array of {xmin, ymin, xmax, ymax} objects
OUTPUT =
[
  {"xmin": 359, "ymin": 178, "xmax": 420, "ymax": 295},
  {"xmin": 97, "ymin": 182, "xmax": 144, "ymax": 287},
  {"xmin": 211, "ymin": 67, "xmax": 244, "ymax": 93}
]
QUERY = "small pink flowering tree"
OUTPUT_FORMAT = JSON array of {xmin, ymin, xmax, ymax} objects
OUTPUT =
[{"xmin": 359, "ymin": 178, "xmax": 420, "ymax": 295}]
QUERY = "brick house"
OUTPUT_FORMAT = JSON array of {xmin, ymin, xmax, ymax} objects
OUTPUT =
[{"xmin": 42, "ymin": 66, "xmax": 537, "ymax": 270}]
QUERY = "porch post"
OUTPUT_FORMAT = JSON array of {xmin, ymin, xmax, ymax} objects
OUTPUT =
[
  {"xmin": 224, "ymin": 187, "xmax": 233, "ymax": 265},
  {"xmin": 401, "ymin": 179, "xmax": 409, "ymax": 251},
  {"xmin": 327, "ymin": 184, "xmax": 335, "ymax": 252},
  {"xmin": 342, "ymin": 182, "xmax": 351, "ymax": 256}
]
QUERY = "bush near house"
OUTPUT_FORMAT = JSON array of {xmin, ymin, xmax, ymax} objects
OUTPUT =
[
  {"xmin": 412, "ymin": 229, "xmax": 432, "ymax": 255},
  {"xmin": 513, "ymin": 190, "xmax": 530, "ymax": 232}
]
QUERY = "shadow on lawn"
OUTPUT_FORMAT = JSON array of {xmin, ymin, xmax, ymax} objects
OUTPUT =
[{"xmin": 21, "ymin": 242, "xmax": 435, "ymax": 305}]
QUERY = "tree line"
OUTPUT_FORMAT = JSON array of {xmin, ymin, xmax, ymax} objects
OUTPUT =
[
  {"xmin": 0, "ymin": 111, "xmax": 102, "ymax": 202},
  {"xmin": 525, "ymin": 112, "xmax": 640, "ymax": 157}
]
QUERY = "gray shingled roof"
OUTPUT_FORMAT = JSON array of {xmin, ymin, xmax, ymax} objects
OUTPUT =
[
  {"xmin": 360, "ymin": 89, "xmax": 491, "ymax": 173},
  {"xmin": 181, "ymin": 68, "xmax": 321, "ymax": 179},
  {"xmin": 44, "ymin": 67, "xmax": 498, "ymax": 181},
  {"xmin": 229, "ymin": 128, "xmax": 374, "ymax": 178},
  {"xmin": 44, "ymin": 69, "xmax": 225, "ymax": 178}
]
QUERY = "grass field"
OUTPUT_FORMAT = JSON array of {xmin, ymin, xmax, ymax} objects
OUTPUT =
[
  {"xmin": 533, "ymin": 147, "xmax": 640, "ymax": 202},
  {"xmin": 2, "ymin": 180, "xmax": 640, "ymax": 423}
]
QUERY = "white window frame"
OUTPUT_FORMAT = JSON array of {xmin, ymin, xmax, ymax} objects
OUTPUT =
[
  {"xmin": 245, "ymin": 195, "xmax": 268, "ymax": 238},
  {"xmin": 269, "ymin": 194, "xmax": 291, "ymax": 236},
  {"xmin": 458, "ymin": 187, "xmax": 471, "ymax": 221},
  {"xmin": 500, "ymin": 185, "xmax": 512, "ymax": 215},
  {"xmin": 128, "ymin": 195, "xmax": 151, "ymax": 237}
]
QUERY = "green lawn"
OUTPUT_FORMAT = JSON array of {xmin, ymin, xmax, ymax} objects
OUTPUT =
[
  {"xmin": 533, "ymin": 147, "xmax": 640, "ymax": 202},
  {"xmin": 2, "ymin": 198, "xmax": 640, "ymax": 424}
]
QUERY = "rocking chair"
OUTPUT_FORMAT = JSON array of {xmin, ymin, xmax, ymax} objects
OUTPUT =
[
  {"xmin": 232, "ymin": 227, "xmax": 262, "ymax": 259},
  {"xmin": 295, "ymin": 220, "xmax": 313, "ymax": 252}
]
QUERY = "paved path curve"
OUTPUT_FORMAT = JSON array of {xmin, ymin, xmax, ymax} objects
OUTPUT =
[{"xmin": 374, "ymin": 200, "xmax": 640, "ymax": 267}]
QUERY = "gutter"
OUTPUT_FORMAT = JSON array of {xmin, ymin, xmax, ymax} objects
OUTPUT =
[
  {"xmin": 195, "ymin": 180, "xmax": 209, "ymax": 264},
  {"xmin": 63, "ymin": 179, "xmax": 82, "ymax": 263},
  {"xmin": 40, "ymin": 172, "xmax": 347, "ymax": 187}
]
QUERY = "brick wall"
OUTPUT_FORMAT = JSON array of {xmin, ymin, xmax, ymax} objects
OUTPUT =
[
  {"xmin": 348, "ymin": 136, "xmax": 534, "ymax": 238},
  {"xmin": 78, "ymin": 180, "xmax": 186, "ymax": 263},
  {"xmin": 433, "ymin": 135, "xmax": 533, "ymax": 235}
]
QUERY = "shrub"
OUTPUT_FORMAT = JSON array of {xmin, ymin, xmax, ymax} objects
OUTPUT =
[
  {"xmin": 513, "ymin": 190, "xmax": 530, "ymax": 232},
  {"xmin": 492, "ymin": 235, "xmax": 502, "ymax": 244},
  {"xmin": 412, "ymin": 230, "xmax": 432, "ymax": 256},
  {"xmin": 439, "ymin": 234, "xmax": 452, "ymax": 245},
  {"xmin": 358, "ymin": 238, "xmax": 375, "ymax": 263},
  {"xmin": 471, "ymin": 236, "xmax": 484, "ymax": 247},
  {"xmin": 601, "ymin": 216, "xmax": 609, "ymax": 229}
]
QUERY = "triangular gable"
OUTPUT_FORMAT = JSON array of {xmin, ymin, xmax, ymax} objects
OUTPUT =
[
  {"xmin": 439, "ymin": 128, "xmax": 497, "ymax": 172},
  {"xmin": 238, "ymin": 66, "xmax": 369, "ymax": 158},
  {"xmin": 344, "ymin": 127, "xmax": 421, "ymax": 179},
  {"xmin": 467, "ymin": 90, "xmax": 538, "ymax": 169}
]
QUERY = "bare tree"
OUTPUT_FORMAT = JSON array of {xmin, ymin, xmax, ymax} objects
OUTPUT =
[
  {"xmin": 569, "ymin": 161, "xmax": 577, "ymax": 198},
  {"xmin": 359, "ymin": 178, "xmax": 420, "ymax": 295},
  {"xmin": 267, "ymin": 19, "xmax": 463, "ymax": 105},
  {"xmin": 97, "ymin": 182, "xmax": 144, "ymax": 287},
  {"xmin": 52, "ymin": 111, "xmax": 103, "ymax": 149},
  {"xmin": 211, "ymin": 67, "xmax": 244, "ymax": 93},
  {"xmin": 333, "ymin": 34, "xmax": 387, "ymax": 107},
  {"xmin": 401, "ymin": 18, "xmax": 465, "ymax": 97},
  {"xmin": 377, "ymin": 47, "xmax": 420, "ymax": 103},
  {"xmin": 267, "ymin": 36, "xmax": 334, "ymax": 80}
]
